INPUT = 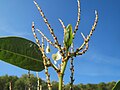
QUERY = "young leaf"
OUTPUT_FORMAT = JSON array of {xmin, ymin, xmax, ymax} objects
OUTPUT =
[{"xmin": 64, "ymin": 24, "xmax": 73, "ymax": 50}]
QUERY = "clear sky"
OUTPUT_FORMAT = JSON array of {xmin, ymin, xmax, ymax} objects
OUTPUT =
[{"xmin": 0, "ymin": 0, "xmax": 120, "ymax": 84}]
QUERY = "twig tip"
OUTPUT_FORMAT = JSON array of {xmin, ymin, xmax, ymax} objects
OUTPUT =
[
  {"xmin": 81, "ymin": 32, "xmax": 86, "ymax": 40},
  {"xmin": 95, "ymin": 10, "xmax": 98, "ymax": 15}
]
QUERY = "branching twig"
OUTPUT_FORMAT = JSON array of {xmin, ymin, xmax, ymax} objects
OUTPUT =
[
  {"xmin": 33, "ymin": 1, "xmax": 55, "ymax": 41},
  {"xmin": 32, "ymin": 22, "xmax": 42, "ymax": 50},
  {"xmin": 87, "ymin": 10, "xmax": 98, "ymax": 40},
  {"xmin": 74, "ymin": 10, "xmax": 98, "ymax": 55},
  {"xmin": 70, "ymin": 43, "xmax": 75, "ymax": 90},
  {"xmin": 32, "ymin": 22, "xmax": 52, "ymax": 89},
  {"xmin": 32, "ymin": 23, "xmax": 59, "ymax": 73},
  {"xmin": 58, "ymin": 18, "xmax": 66, "ymax": 60},
  {"xmin": 33, "ymin": 1, "xmax": 64, "ymax": 58},
  {"xmin": 41, "ymin": 37, "xmax": 52, "ymax": 90},
  {"xmin": 73, "ymin": 0, "xmax": 81, "ymax": 39},
  {"xmin": 36, "ymin": 29, "xmax": 57, "ymax": 48},
  {"xmin": 58, "ymin": 19, "xmax": 66, "ymax": 36},
  {"xmin": 32, "ymin": 1, "xmax": 99, "ymax": 90},
  {"xmin": 32, "ymin": 22, "xmax": 60, "ymax": 90},
  {"xmin": 76, "ymin": 42, "xmax": 89, "ymax": 55}
]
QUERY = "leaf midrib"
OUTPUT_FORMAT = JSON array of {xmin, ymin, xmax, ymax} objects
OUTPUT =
[{"xmin": 0, "ymin": 48, "xmax": 43, "ymax": 63}]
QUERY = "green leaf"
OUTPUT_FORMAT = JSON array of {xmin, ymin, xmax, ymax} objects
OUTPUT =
[
  {"xmin": 112, "ymin": 81, "xmax": 120, "ymax": 90},
  {"xmin": 0, "ymin": 36, "xmax": 44, "ymax": 71},
  {"xmin": 64, "ymin": 24, "xmax": 73, "ymax": 50}
]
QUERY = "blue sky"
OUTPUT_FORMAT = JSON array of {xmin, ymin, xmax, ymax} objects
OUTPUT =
[{"xmin": 0, "ymin": 0, "xmax": 120, "ymax": 84}]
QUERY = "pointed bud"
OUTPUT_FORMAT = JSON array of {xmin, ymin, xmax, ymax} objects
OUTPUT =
[
  {"xmin": 81, "ymin": 32, "xmax": 86, "ymax": 40},
  {"xmin": 95, "ymin": 10, "xmax": 97, "ymax": 15}
]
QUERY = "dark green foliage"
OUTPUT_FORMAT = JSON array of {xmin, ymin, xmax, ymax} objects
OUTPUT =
[
  {"xmin": 0, "ymin": 36, "xmax": 44, "ymax": 71},
  {"xmin": 0, "ymin": 75, "xmax": 18, "ymax": 90},
  {"xmin": 0, "ymin": 74, "xmax": 44, "ymax": 90},
  {"xmin": 14, "ymin": 78, "xmax": 26, "ymax": 90},
  {"xmin": 51, "ymin": 81, "xmax": 59, "ymax": 90},
  {"xmin": 14, "ymin": 74, "xmax": 38, "ymax": 90},
  {"xmin": 112, "ymin": 81, "xmax": 120, "ymax": 90},
  {"xmin": 64, "ymin": 82, "xmax": 116, "ymax": 90},
  {"xmin": 0, "ymin": 74, "xmax": 117, "ymax": 90}
]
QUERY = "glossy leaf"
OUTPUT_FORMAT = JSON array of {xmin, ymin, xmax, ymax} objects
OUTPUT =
[
  {"xmin": 0, "ymin": 36, "xmax": 44, "ymax": 71},
  {"xmin": 64, "ymin": 24, "xmax": 73, "ymax": 50}
]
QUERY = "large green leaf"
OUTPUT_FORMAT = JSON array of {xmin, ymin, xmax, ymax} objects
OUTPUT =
[{"xmin": 0, "ymin": 36, "xmax": 44, "ymax": 71}]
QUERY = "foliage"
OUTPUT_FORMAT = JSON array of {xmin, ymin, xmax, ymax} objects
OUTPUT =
[
  {"xmin": 0, "ymin": 74, "xmax": 18, "ymax": 90},
  {"xmin": 64, "ymin": 24, "xmax": 73, "ymax": 51},
  {"xmin": 112, "ymin": 80, "xmax": 120, "ymax": 90},
  {"xmin": 0, "ymin": 36, "xmax": 44, "ymax": 71},
  {"xmin": 0, "ymin": 74, "xmax": 117, "ymax": 90},
  {"xmin": 14, "ymin": 74, "xmax": 38, "ymax": 90},
  {"xmin": 51, "ymin": 81, "xmax": 59, "ymax": 90}
]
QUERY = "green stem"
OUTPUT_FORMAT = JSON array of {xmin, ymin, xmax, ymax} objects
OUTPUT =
[
  {"xmin": 61, "ymin": 60, "xmax": 68, "ymax": 74},
  {"xmin": 48, "ymin": 87, "xmax": 52, "ymax": 90},
  {"xmin": 58, "ymin": 60, "xmax": 68, "ymax": 90},
  {"xmin": 59, "ymin": 74, "xmax": 63, "ymax": 90}
]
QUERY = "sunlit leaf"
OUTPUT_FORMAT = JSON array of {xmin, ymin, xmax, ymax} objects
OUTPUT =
[
  {"xmin": 0, "ymin": 36, "xmax": 44, "ymax": 71},
  {"xmin": 64, "ymin": 24, "xmax": 73, "ymax": 50}
]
